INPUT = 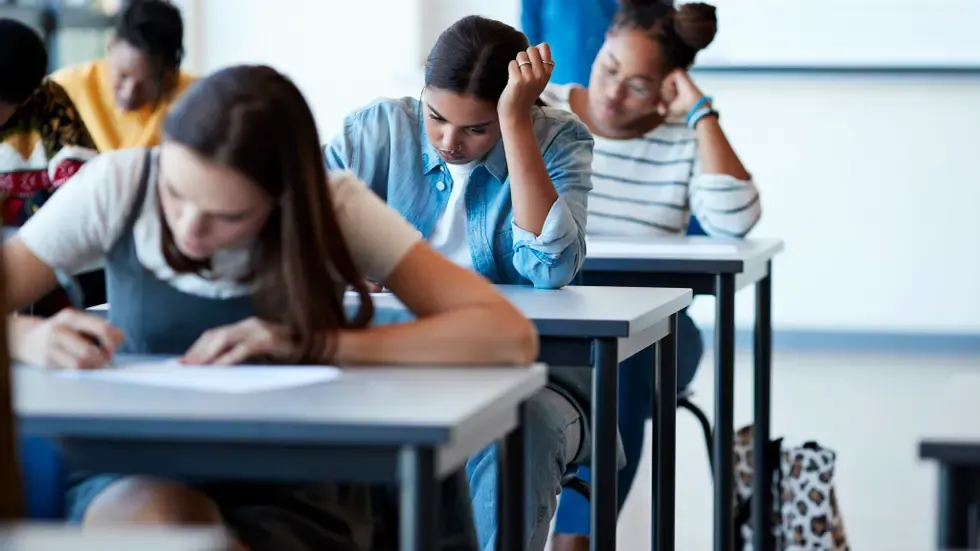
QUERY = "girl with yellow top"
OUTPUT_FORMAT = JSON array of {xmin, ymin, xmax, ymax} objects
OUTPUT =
[{"xmin": 51, "ymin": 0, "xmax": 195, "ymax": 151}]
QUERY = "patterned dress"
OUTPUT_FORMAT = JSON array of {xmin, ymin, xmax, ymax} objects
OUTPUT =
[
  {"xmin": 0, "ymin": 80, "xmax": 100, "ymax": 315},
  {"xmin": 0, "ymin": 79, "xmax": 98, "ymax": 226}
]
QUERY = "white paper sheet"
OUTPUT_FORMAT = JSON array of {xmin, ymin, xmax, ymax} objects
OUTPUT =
[
  {"xmin": 586, "ymin": 240, "xmax": 739, "ymax": 257},
  {"xmin": 58, "ymin": 359, "xmax": 341, "ymax": 393}
]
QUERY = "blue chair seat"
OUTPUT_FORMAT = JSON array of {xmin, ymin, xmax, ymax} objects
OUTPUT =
[{"xmin": 19, "ymin": 435, "xmax": 65, "ymax": 519}]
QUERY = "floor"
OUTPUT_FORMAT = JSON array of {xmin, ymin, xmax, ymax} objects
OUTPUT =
[{"xmin": 546, "ymin": 347, "xmax": 980, "ymax": 550}]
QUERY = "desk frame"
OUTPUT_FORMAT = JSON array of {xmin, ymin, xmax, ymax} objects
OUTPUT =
[
  {"xmin": 920, "ymin": 440, "xmax": 980, "ymax": 550},
  {"xmin": 580, "ymin": 261, "xmax": 774, "ymax": 551},
  {"xmin": 26, "ymin": 410, "xmax": 529, "ymax": 551},
  {"xmin": 539, "ymin": 315, "xmax": 680, "ymax": 551}
]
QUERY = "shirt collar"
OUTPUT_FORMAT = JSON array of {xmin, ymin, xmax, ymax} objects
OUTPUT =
[{"xmin": 415, "ymin": 100, "xmax": 509, "ymax": 182}]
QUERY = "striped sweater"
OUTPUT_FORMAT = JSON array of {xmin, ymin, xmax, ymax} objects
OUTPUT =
[{"xmin": 542, "ymin": 84, "xmax": 761, "ymax": 237}]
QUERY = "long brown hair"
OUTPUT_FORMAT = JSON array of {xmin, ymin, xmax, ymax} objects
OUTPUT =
[
  {"xmin": 0, "ymin": 247, "xmax": 23, "ymax": 519},
  {"xmin": 160, "ymin": 65, "xmax": 375, "ymax": 363}
]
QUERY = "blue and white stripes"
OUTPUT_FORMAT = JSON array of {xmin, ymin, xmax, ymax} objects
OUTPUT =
[{"xmin": 542, "ymin": 84, "xmax": 761, "ymax": 239}]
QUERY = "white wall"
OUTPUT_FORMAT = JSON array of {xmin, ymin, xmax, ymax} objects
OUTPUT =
[{"xmin": 188, "ymin": 0, "xmax": 980, "ymax": 336}]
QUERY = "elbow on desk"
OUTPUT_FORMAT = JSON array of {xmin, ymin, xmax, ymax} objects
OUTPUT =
[
  {"xmin": 512, "ymin": 317, "xmax": 540, "ymax": 365},
  {"xmin": 488, "ymin": 302, "xmax": 540, "ymax": 365},
  {"xmin": 700, "ymin": 200, "xmax": 763, "ymax": 239},
  {"xmin": 515, "ymin": 248, "xmax": 582, "ymax": 290}
]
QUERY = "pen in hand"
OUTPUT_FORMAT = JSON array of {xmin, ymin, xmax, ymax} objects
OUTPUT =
[{"xmin": 54, "ymin": 269, "xmax": 115, "ymax": 365}]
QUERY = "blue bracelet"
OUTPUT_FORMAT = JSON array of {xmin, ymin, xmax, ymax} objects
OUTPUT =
[
  {"xmin": 687, "ymin": 107, "xmax": 719, "ymax": 129},
  {"xmin": 686, "ymin": 96, "xmax": 713, "ymax": 126}
]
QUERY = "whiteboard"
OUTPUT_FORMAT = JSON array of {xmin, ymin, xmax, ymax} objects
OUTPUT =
[{"xmin": 694, "ymin": 0, "xmax": 980, "ymax": 70}]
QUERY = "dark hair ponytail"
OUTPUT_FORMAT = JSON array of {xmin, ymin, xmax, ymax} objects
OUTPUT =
[
  {"xmin": 0, "ymin": 18, "xmax": 48, "ymax": 105},
  {"xmin": 612, "ymin": 1, "xmax": 718, "ymax": 70},
  {"xmin": 424, "ymin": 15, "xmax": 531, "ymax": 103}
]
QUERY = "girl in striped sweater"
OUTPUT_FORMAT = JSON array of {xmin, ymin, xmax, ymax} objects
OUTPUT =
[{"xmin": 541, "ymin": 1, "xmax": 761, "ymax": 548}]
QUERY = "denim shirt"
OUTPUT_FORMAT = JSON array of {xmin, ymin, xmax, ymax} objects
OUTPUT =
[{"xmin": 323, "ymin": 97, "xmax": 593, "ymax": 289}]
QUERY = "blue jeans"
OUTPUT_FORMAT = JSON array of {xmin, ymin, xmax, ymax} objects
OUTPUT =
[
  {"xmin": 552, "ymin": 310, "xmax": 704, "ymax": 535},
  {"xmin": 467, "ymin": 387, "xmax": 584, "ymax": 551}
]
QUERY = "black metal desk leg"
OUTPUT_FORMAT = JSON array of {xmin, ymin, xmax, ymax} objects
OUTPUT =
[
  {"xmin": 591, "ymin": 338, "xmax": 619, "ymax": 551},
  {"xmin": 498, "ymin": 403, "xmax": 527, "ymax": 551},
  {"xmin": 753, "ymin": 264, "xmax": 774, "ymax": 551},
  {"xmin": 399, "ymin": 447, "xmax": 438, "ymax": 551},
  {"xmin": 938, "ymin": 464, "xmax": 972, "ymax": 549},
  {"xmin": 714, "ymin": 274, "xmax": 736, "ymax": 551},
  {"xmin": 653, "ymin": 315, "xmax": 678, "ymax": 551}
]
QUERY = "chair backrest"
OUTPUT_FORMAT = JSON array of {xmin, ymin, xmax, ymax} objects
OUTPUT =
[
  {"xmin": 0, "ymin": 256, "xmax": 24, "ymax": 519},
  {"xmin": 687, "ymin": 215, "xmax": 707, "ymax": 236}
]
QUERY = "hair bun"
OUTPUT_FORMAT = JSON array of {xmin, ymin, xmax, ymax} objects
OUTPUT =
[{"xmin": 672, "ymin": 2, "xmax": 718, "ymax": 51}]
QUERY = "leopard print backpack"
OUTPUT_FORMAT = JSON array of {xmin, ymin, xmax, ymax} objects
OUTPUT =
[{"xmin": 733, "ymin": 425, "xmax": 850, "ymax": 551}]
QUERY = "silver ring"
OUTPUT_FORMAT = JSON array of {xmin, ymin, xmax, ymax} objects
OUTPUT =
[{"xmin": 518, "ymin": 61, "xmax": 532, "ymax": 67}]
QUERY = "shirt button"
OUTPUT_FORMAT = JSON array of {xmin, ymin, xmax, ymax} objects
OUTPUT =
[{"xmin": 436, "ymin": 182, "xmax": 446, "ymax": 191}]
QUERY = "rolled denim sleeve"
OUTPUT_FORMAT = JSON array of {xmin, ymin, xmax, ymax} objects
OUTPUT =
[{"xmin": 511, "ymin": 119, "xmax": 593, "ymax": 289}]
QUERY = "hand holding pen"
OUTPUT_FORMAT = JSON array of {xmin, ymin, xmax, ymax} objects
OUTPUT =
[{"xmin": 14, "ymin": 271, "xmax": 124, "ymax": 370}]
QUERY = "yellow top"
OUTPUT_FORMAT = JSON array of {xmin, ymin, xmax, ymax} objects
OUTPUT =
[{"xmin": 51, "ymin": 60, "xmax": 196, "ymax": 151}]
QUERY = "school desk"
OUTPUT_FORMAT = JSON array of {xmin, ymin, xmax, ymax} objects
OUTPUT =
[
  {"xmin": 15, "ymin": 359, "xmax": 546, "ymax": 551},
  {"xmin": 581, "ymin": 236, "xmax": 784, "ymax": 551},
  {"xmin": 919, "ymin": 372, "xmax": 980, "ymax": 550},
  {"xmin": 357, "ymin": 284, "xmax": 694, "ymax": 551},
  {"xmin": 0, "ymin": 525, "xmax": 227, "ymax": 551}
]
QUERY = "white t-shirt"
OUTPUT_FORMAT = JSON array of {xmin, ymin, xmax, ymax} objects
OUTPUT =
[
  {"xmin": 427, "ymin": 161, "xmax": 474, "ymax": 270},
  {"xmin": 18, "ymin": 148, "xmax": 422, "ymax": 299}
]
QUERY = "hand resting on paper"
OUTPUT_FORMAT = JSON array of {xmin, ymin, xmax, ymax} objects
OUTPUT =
[
  {"xmin": 181, "ymin": 317, "xmax": 295, "ymax": 366},
  {"xmin": 15, "ymin": 309, "xmax": 124, "ymax": 370}
]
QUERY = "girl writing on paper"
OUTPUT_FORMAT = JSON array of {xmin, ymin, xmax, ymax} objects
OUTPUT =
[
  {"xmin": 2, "ymin": 64, "xmax": 536, "ymax": 551},
  {"xmin": 539, "ymin": 1, "xmax": 761, "ymax": 548},
  {"xmin": 324, "ymin": 15, "xmax": 595, "ymax": 551}
]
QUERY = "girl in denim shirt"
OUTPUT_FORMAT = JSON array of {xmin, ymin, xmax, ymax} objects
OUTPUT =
[{"xmin": 325, "ymin": 16, "xmax": 594, "ymax": 551}]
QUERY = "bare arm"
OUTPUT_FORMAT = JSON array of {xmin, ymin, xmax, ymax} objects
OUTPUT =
[
  {"xmin": 3, "ymin": 237, "xmax": 60, "ymax": 314},
  {"xmin": 688, "ymin": 114, "xmax": 761, "ymax": 237},
  {"xmin": 498, "ymin": 44, "xmax": 562, "ymax": 236},
  {"xmin": 3, "ymin": 238, "xmax": 121, "ymax": 367},
  {"xmin": 501, "ymin": 117, "xmax": 559, "ymax": 236},
  {"xmin": 693, "ymin": 115, "xmax": 751, "ymax": 180},
  {"xmin": 4, "ymin": 238, "xmax": 60, "ymax": 362},
  {"xmin": 332, "ymin": 243, "xmax": 538, "ymax": 366}
]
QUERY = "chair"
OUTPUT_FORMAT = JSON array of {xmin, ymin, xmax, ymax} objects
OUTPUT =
[
  {"xmin": 558, "ymin": 387, "xmax": 715, "ymax": 501},
  {"xmin": 19, "ymin": 436, "xmax": 65, "ymax": 519},
  {"xmin": 677, "ymin": 387, "xmax": 714, "ymax": 472}
]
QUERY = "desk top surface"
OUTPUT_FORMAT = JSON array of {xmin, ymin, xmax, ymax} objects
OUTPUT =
[
  {"xmin": 919, "ymin": 373, "xmax": 980, "ymax": 463},
  {"xmin": 0, "ymin": 526, "xmax": 227, "ymax": 551},
  {"xmin": 583, "ymin": 236, "xmax": 784, "ymax": 273},
  {"xmin": 360, "ymin": 285, "xmax": 692, "ymax": 338},
  {"xmin": 16, "ymin": 360, "xmax": 547, "ymax": 445}
]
